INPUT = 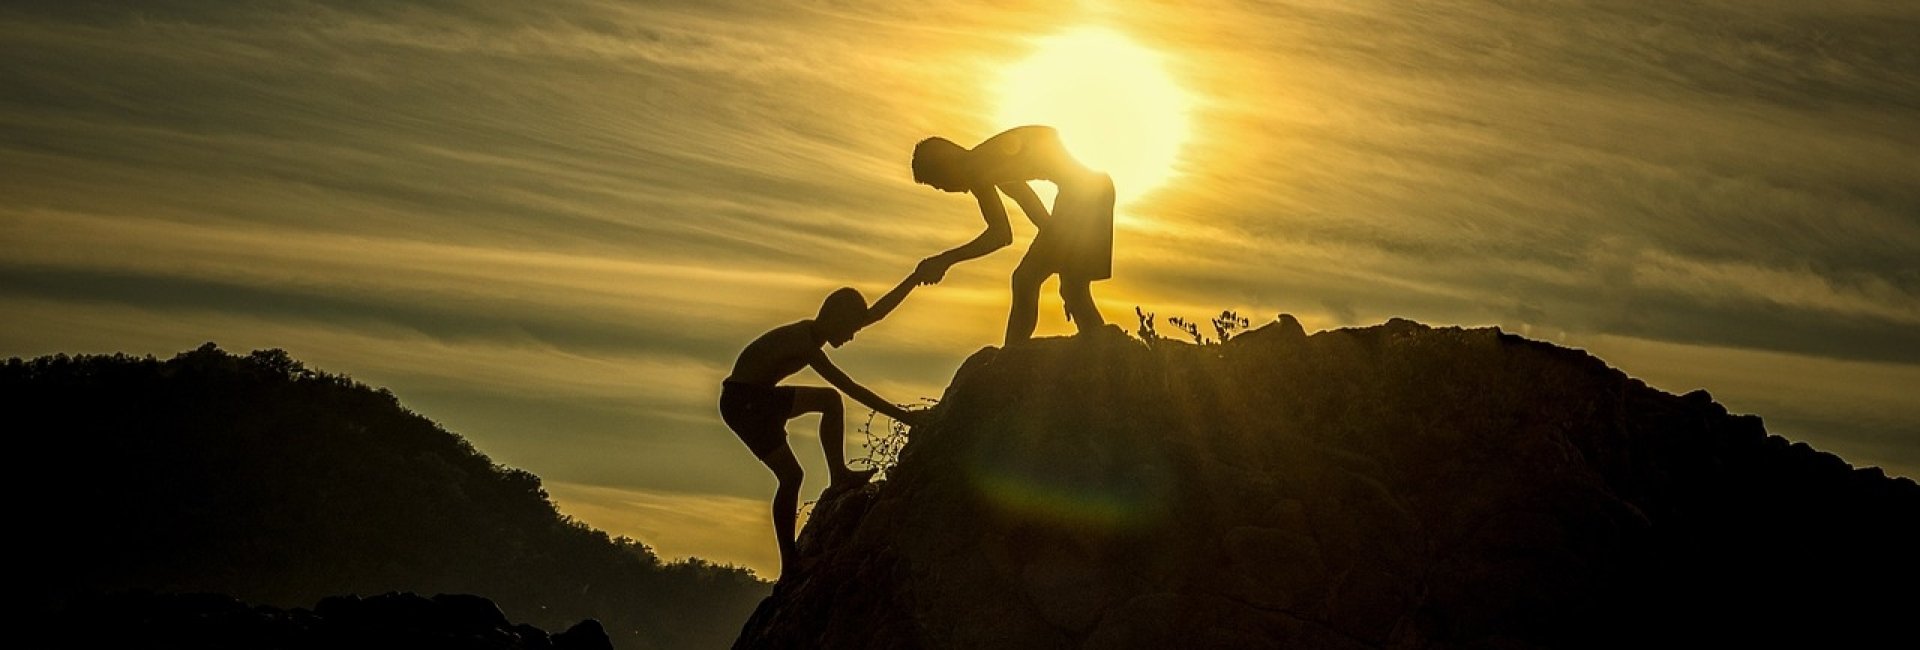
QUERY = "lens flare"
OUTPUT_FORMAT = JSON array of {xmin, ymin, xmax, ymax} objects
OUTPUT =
[{"xmin": 967, "ymin": 448, "xmax": 1171, "ymax": 529}]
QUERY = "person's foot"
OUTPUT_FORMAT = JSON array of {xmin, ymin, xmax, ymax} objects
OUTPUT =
[{"xmin": 821, "ymin": 467, "xmax": 877, "ymax": 500}]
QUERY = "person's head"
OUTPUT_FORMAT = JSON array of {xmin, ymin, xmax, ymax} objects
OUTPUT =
[
  {"xmin": 912, "ymin": 137, "xmax": 972, "ymax": 193},
  {"xmin": 815, "ymin": 287, "xmax": 869, "ymax": 347}
]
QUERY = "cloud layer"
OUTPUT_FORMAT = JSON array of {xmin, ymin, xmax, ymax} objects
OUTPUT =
[{"xmin": 4, "ymin": 0, "xmax": 1916, "ymax": 573}]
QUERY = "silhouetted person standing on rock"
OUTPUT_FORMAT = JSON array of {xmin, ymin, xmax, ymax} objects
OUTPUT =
[
  {"xmin": 721, "ymin": 273, "xmax": 926, "ymax": 579},
  {"xmin": 911, "ymin": 125, "xmax": 1116, "ymax": 345}
]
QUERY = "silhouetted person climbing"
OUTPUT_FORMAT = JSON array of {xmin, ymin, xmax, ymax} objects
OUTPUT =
[
  {"xmin": 721, "ymin": 273, "xmax": 926, "ymax": 579},
  {"xmin": 911, "ymin": 125, "xmax": 1116, "ymax": 345}
]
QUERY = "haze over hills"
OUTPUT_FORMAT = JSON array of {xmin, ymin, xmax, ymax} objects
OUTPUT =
[
  {"xmin": 5, "ymin": 344, "xmax": 767, "ymax": 650},
  {"xmin": 739, "ymin": 317, "xmax": 1920, "ymax": 649}
]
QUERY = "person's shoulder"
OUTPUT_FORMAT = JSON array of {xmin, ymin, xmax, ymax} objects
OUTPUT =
[
  {"xmin": 748, "ymin": 320, "xmax": 817, "ymax": 349},
  {"xmin": 1015, "ymin": 125, "xmax": 1063, "ymax": 145},
  {"xmin": 1004, "ymin": 124, "xmax": 1058, "ymax": 137},
  {"xmin": 1010, "ymin": 124, "xmax": 1058, "ymax": 137},
  {"xmin": 777, "ymin": 320, "xmax": 820, "ymax": 343},
  {"xmin": 980, "ymin": 125, "xmax": 1057, "ymax": 153}
]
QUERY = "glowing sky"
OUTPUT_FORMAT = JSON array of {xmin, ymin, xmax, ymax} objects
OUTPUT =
[{"xmin": 4, "ymin": 1, "xmax": 1917, "ymax": 576}]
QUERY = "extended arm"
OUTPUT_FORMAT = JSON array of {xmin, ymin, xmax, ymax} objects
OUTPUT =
[
  {"xmin": 997, "ymin": 181, "xmax": 1049, "ymax": 229},
  {"xmin": 808, "ymin": 351, "xmax": 915, "ymax": 422},
  {"xmin": 864, "ymin": 271, "xmax": 919, "ymax": 326},
  {"xmin": 928, "ymin": 185, "xmax": 1014, "ymax": 268}
]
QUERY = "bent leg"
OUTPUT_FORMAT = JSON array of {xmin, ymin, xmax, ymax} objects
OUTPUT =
[
  {"xmin": 1060, "ymin": 278, "xmax": 1106, "ymax": 332},
  {"xmin": 790, "ymin": 387, "xmax": 873, "ymax": 489},
  {"xmin": 1006, "ymin": 257, "xmax": 1049, "ymax": 346},
  {"xmin": 760, "ymin": 444, "xmax": 804, "ymax": 578}
]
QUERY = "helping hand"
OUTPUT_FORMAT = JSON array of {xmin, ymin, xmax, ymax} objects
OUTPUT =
[{"xmin": 914, "ymin": 257, "xmax": 951, "ymax": 286}]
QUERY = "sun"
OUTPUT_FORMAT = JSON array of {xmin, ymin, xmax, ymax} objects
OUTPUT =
[{"xmin": 996, "ymin": 27, "xmax": 1191, "ymax": 206}]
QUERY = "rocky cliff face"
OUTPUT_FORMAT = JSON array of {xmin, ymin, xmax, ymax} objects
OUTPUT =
[{"xmin": 736, "ymin": 318, "xmax": 1919, "ymax": 649}]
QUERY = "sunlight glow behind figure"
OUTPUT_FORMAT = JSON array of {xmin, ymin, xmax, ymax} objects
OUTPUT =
[{"xmin": 996, "ymin": 27, "xmax": 1191, "ymax": 206}]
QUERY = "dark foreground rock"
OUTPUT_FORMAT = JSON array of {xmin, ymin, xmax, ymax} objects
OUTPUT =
[
  {"xmin": 44, "ymin": 591, "xmax": 612, "ymax": 650},
  {"xmin": 737, "ymin": 317, "xmax": 1920, "ymax": 649}
]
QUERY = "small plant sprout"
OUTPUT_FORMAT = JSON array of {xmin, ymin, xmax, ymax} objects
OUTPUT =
[
  {"xmin": 1135, "ymin": 306, "xmax": 1259, "ymax": 346},
  {"xmin": 1167, "ymin": 316, "xmax": 1206, "ymax": 345},
  {"xmin": 1211, "ymin": 310, "xmax": 1251, "ymax": 343},
  {"xmin": 1135, "ymin": 306, "xmax": 1159, "ymax": 342}
]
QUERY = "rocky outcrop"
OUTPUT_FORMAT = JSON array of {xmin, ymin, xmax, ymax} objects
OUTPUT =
[
  {"xmin": 45, "ymin": 591, "xmax": 610, "ymax": 649},
  {"xmin": 737, "ymin": 317, "xmax": 1920, "ymax": 649}
]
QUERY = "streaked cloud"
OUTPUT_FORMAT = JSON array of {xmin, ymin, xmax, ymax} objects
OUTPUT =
[{"xmin": 3, "ymin": 0, "xmax": 1916, "ymax": 564}]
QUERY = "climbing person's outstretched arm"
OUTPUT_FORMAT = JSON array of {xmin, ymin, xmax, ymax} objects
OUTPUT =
[
  {"xmin": 864, "ymin": 272, "xmax": 920, "ymax": 326},
  {"xmin": 808, "ymin": 351, "xmax": 918, "ymax": 424}
]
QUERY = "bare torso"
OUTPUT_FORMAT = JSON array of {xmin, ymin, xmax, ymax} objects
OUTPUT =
[
  {"xmin": 973, "ymin": 125, "xmax": 1085, "ymax": 186},
  {"xmin": 726, "ymin": 320, "xmax": 819, "ymax": 386},
  {"xmin": 971, "ymin": 126, "xmax": 1115, "ymax": 280}
]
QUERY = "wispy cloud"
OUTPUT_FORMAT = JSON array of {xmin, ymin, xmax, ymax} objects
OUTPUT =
[{"xmin": 3, "ymin": 0, "xmax": 1916, "ymax": 563}]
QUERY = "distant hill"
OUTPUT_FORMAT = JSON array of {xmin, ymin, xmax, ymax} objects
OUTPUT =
[
  {"xmin": 5, "ymin": 344, "xmax": 768, "ymax": 650},
  {"xmin": 49, "ymin": 591, "xmax": 619, "ymax": 650},
  {"xmin": 739, "ymin": 317, "xmax": 1920, "ymax": 649}
]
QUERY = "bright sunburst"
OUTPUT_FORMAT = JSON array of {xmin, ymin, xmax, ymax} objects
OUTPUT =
[{"xmin": 997, "ymin": 27, "xmax": 1191, "ymax": 206}]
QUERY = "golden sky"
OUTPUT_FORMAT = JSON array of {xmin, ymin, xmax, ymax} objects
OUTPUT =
[{"xmin": 4, "ymin": 0, "xmax": 1918, "ymax": 576}]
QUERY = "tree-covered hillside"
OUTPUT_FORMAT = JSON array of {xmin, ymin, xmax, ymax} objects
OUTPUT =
[{"xmin": 7, "ymin": 344, "xmax": 767, "ymax": 650}]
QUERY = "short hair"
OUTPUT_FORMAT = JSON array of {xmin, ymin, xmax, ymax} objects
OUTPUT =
[
  {"xmin": 818, "ymin": 287, "xmax": 868, "ymax": 323},
  {"xmin": 911, "ymin": 137, "xmax": 968, "ymax": 186}
]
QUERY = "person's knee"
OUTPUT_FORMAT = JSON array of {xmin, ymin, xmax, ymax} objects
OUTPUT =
[
  {"xmin": 807, "ymin": 388, "xmax": 842, "ymax": 414},
  {"xmin": 765, "ymin": 448, "xmax": 805, "ymax": 487},
  {"xmin": 814, "ymin": 388, "xmax": 843, "ymax": 414},
  {"xmin": 1011, "ymin": 266, "xmax": 1046, "ymax": 292},
  {"xmin": 774, "ymin": 463, "xmax": 804, "ymax": 489}
]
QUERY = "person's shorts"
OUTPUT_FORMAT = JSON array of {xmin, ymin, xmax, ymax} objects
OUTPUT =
[
  {"xmin": 720, "ymin": 381, "xmax": 797, "ymax": 459},
  {"xmin": 1023, "ymin": 220, "xmax": 1112, "ymax": 283}
]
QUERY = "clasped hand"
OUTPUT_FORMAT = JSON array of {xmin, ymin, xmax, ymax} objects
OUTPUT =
[{"xmin": 913, "ymin": 256, "xmax": 952, "ymax": 285}]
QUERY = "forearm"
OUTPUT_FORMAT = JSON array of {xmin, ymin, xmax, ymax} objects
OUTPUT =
[
  {"xmin": 845, "ymin": 384, "xmax": 911, "ymax": 421},
  {"xmin": 935, "ymin": 229, "xmax": 1010, "ymax": 265},
  {"xmin": 816, "ymin": 358, "xmax": 913, "ymax": 421},
  {"xmin": 865, "ymin": 273, "xmax": 918, "ymax": 324},
  {"xmin": 998, "ymin": 182, "xmax": 1049, "ymax": 229},
  {"xmin": 935, "ymin": 188, "xmax": 1014, "ymax": 265}
]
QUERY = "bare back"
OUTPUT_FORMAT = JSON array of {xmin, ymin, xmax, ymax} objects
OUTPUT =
[
  {"xmin": 971, "ymin": 125, "xmax": 1087, "ymax": 186},
  {"xmin": 726, "ymin": 320, "xmax": 820, "ymax": 386}
]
